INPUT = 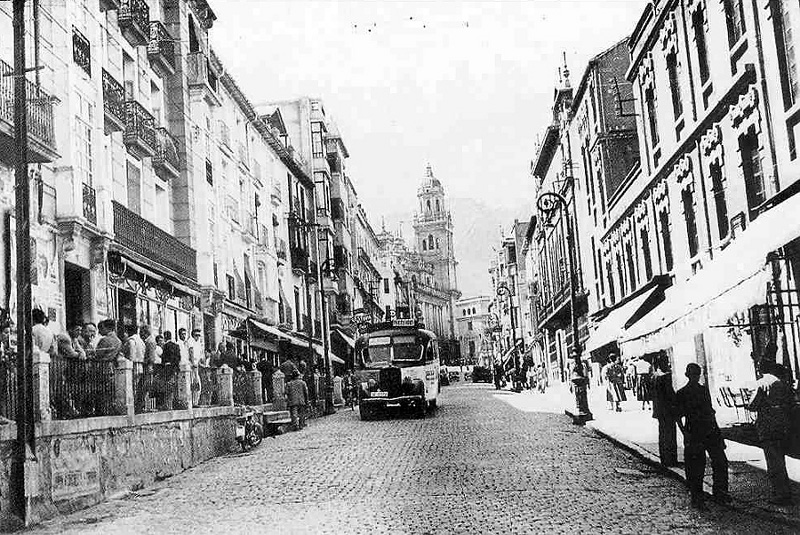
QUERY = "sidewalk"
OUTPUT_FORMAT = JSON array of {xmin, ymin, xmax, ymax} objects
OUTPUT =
[{"xmin": 495, "ymin": 382, "xmax": 800, "ymax": 528}]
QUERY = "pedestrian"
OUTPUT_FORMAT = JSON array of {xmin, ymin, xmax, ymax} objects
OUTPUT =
[
  {"xmin": 122, "ymin": 323, "xmax": 145, "ymax": 364},
  {"xmin": 602, "ymin": 354, "xmax": 626, "ymax": 412},
  {"xmin": 177, "ymin": 328, "xmax": 190, "ymax": 366},
  {"xmin": 187, "ymin": 328, "xmax": 203, "ymax": 405},
  {"xmin": 493, "ymin": 360, "xmax": 504, "ymax": 390},
  {"xmin": 161, "ymin": 331, "xmax": 182, "ymax": 367},
  {"xmin": 221, "ymin": 342, "xmax": 239, "ymax": 369},
  {"xmin": 626, "ymin": 358, "xmax": 637, "ymax": 391},
  {"xmin": 57, "ymin": 324, "xmax": 86, "ymax": 360},
  {"xmin": 81, "ymin": 322, "xmax": 99, "ymax": 354},
  {"xmin": 635, "ymin": 356, "xmax": 653, "ymax": 411},
  {"xmin": 32, "ymin": 308, "xmax": 55, "ymax": 357},
  {"xmin": 746, "ymin": 356, "xmax": 794, "ymax": 505},
  {"xmin": 651, "ymin": 354, "xmax": 678, "ymax": 467},
  {"xmin": 286, "ymin": 372, "xmax": 309, "ymax": 431},
  {"xmin": 256, "ymin": 355, "xmax": 275, "ymax": 402},
  {"xmin": 675, "ymin": 363, "xmax": 730, "ymax": 510},
  {"xmin": 94, "ymin": 319, "xmax": 122, "ymax": 361}
]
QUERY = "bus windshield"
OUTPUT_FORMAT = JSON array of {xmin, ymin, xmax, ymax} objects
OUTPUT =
[{"xmin": 363, "ymin": 335, "xmax": 424, "ymax": 367}]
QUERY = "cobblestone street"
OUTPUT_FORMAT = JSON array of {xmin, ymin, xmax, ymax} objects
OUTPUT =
[{"xmin": 27, "ymin": 385, "xmax": 797, "ymax": 535}]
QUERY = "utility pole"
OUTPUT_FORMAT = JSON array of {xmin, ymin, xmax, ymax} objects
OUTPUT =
[{"xmin": 12, "ymin": 0, "xmax": 38, "ymax": 526}]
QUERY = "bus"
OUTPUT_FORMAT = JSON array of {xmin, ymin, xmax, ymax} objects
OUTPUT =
[{"xmin": 353, "ymin": 319, "xmax": 440, "ymax": 420}]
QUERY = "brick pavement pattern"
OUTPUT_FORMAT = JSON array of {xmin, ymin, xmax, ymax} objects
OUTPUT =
[{"xmin": 26, "ymin": 384, "xmax": 797, "ymax": 535}]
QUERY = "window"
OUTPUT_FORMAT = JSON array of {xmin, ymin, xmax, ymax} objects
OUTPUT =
[
  {"xmin": 227, "ymin": 274, "xmax": 236, "ymax": 300},
  {"xmin": 73, "ymin": 93, "xmax": 94, "ymax": 186},
  {"xmin": 682, "ymin": 188, "xmax": 699, "ymax": 257},
  {"xmin": 692, "ymin": 9, "xmax": 710, "ymax": 84},
  {"xmin": 645, "ymin": 87, "xmax": 660, "ymax": 148},
  {"xmin": 659, "ymin": 209, "xmax": 674, "ymax": 270},
  {"xmin": 640, "ymin": 229, "xmax": 653, "ymax": 282},
  {"xmin": 383, "ymin": 278, "xmax": 390, "ymax": 293},
  {"xmin": 667, "ymin": 53, "xmax": 683, "ymax": 119},
  {"xmin": 188, "ymin": 14, "xmax": 200, "ymax": 53},
  {"xmin": 740, "ymin": 129, "xmax": 766, "ymax": 214},
  {"xmin": 724, "ymin": 0, "xmax": 746, "ymax": 47},
  {"xmin": 467, "ymin": 321, "xmax": 473, "ymax": 331},
  {"xmin": 205, "ymin": 159, "xmax": 213, "ymax": 185},
  {"xmin": 606, "ymin": 260, "xmax": 615, "ymax": 304},
  {"xmin": 708, "ymin": 163, "xmax": 730, "ymax": 240},
  {"xmin": 428, "ymin": 235, "xmax": 434, "ymax": 250},
  {"xmin": 154, "ymin": 183, "xmax": 169, "ymax": 231},
  {"xmin": 616, "ymin": 253, "xmax": 626, "ymax": 297},
  {"xmin": 72, "ymin": 27, "xmax": 91, "ymax": 77},
  {"xmin": 422, "ymin": 241, "xmax": 427, "ymax": 251},
  {"xmin": 435, "ymin": 199, "xmax": 440, "ymax": 212},
  {"xmin": 771, "ymin": 0, "xmax": 799, "ymax": 109},
  {"xmin": 311, "ymin": 122, "xmax": 325, "ymax": 158},
  {"xmin": 625, "ymin": 243, "xmax": 637, "ymax": 292}
]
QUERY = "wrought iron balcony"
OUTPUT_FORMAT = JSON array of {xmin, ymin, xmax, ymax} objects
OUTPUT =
[
  {"xmin": 153, "ymin": 127, "xmax": 179, "ymax": 180},
  {"xmin": 99, "ymin": 0, "xmax": 121, "ymax": 12},
  {"xmin": 0, "ymin": 58, "xmax": 57, "ymax": 165},
  {"xmin": 112, "ymin": 200, "xmax": 197, "ymax": 281},
  {"xmin": 102, "ymin": 70, "xmax": 125, "ymax": 134},
  {"xmin": 291, "ymin": 246, "xmax": 309, "ymax": 273},
  {"xmin": 82, "ymin": 183, "xmax": 97, "ymax": 225},
  {"xmin": 119, "ymin": 0, "xmax": 150, "ymax": 47},
  {"xmin": 72, "ymin": 28, "xmax": 91, "ymax": 77},
  {"xmin": 186, "ymin": 52, "xmax": 220, "ymax": 106},
  {"xmin": 123, "ymin": 101, "xmax": 156, "ymax": 158},
  {"xmin": 147, "ymin": 21, "xmax": 176, "ymax": 77}
]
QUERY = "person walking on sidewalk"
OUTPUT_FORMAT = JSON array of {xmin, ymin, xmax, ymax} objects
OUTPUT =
[
  {"xmin": 286, "ymin": 372, "xmax": 309, "ymax": 431},
  {"xmin": 652, "ymin": 355, "xmax": 678, "ymax": 467},
  {"xmin": 602, "ymin": 354, "xmax": 626, "ymax": 412},
  {"xmin": 675, "ymin": 363, "xmax": 730, "ymax": 510},
  {"xmin": 746, "ymin": 357, "xmax": 794, "ymax": 505},
  {"xmin": 635, "ymin": 356, "xmax": 654, "ymax": 411}
]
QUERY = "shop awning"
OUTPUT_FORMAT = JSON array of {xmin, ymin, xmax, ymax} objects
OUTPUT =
[
  {"xmin": 332, "ymin": 328, "xmax": 355, "ymax": 348},
  {"xmin": 585, "ymin": 286, "xmax": 660, "ymax": 354},
  {"xmin": 312, "ymin": 344, "xmax": 345, "ymax": 364},
  {"xmin": 117, "ymin": 255, "xmax": 199, "ymax": 296},
  {"xmin": 619, "ymin": 191, "xmax": 800, "ymax": 354},
  {"xmin": 249, "ymin": 319, "xmax": 293, "ymax": 342},
  {"xmin": 500, "ymin": 341, "xmax": 523, "ymax": 366}
]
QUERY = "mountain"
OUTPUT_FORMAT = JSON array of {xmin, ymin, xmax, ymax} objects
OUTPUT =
[{"xmin": 380, "ymin": 197, "xmax": 533, "ymax": 298}]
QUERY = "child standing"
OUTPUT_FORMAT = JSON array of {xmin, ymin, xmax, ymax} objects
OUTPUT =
[{"xmin": 286, "ymin": 372, "xmax": 309, "ymax": 431}]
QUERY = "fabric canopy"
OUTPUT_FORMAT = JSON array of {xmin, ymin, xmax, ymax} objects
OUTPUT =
[
  {"xmin": 619, "ymin": 191, "xmax": 800, "ymax": 355},
  {"xmin": 585, "ymin": 287, "xmax": 659, "ymax": 354},
  {"xmin": 332, "ymin": 328, "xmax": 355, "ymax": 348}
]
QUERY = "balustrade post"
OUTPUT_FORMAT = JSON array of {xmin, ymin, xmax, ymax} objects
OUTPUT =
[
  {"xmin": 177, "ymin": 362, "xmax": 193, "ymax": 411},
  {"xmin": 216, "ymin": 365, "xmax": 233, "ymax": 406},
  {"xmin": 115, "ymin": 357, "xmax": 134, "ymax": 419},
  {"xmin": 32, "ymin": 348, "xmax": 51, "ymax": 421},
  {"xmin": 248, "ymin": 370, "xmax": 263, "ymax": 405},
  {"xmin": 272, "ymin": 369, "xmax": 286, "ymax": 411}
]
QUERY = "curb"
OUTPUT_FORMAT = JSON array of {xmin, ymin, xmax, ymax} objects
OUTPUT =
[{"xmin": 586, "ymin": 422, "xmax": 800, "ymax": 530}]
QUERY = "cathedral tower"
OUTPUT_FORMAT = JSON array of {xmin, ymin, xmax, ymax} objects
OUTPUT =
[{"xmin": 413, "ymin": 164, "xmax": 460, "ymax": 338}]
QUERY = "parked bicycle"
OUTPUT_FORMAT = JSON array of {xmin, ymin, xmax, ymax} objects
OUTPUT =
[{"xmin": 235, "ymin": 406, "xmax": 263, "ymax": 451}]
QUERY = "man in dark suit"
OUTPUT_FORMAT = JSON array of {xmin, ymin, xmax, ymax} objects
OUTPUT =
[
  {"xmin": 675, "ymin": 363, "xmax": 730, "ymax": 510},
  {"xmin": 652, "ymin": 354, "xmax": 678, "ymax": 467},
  {"xmin": 161, "ymin": 331, "xmax": 182, "ymax": 367}
]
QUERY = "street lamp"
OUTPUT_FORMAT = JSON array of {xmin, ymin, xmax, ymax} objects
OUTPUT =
[
  {"xmin": 536, "ymin": 191, "xmax": 593, "ymax": 424},
  {"xmin": 496, "ymin": 282, "xmax": 522, "ymax": 392}
]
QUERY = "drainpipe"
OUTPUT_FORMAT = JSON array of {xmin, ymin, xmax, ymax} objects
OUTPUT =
[{"xmin": 750, "ymin": 0, "xmax": 781, "ymax": 194}]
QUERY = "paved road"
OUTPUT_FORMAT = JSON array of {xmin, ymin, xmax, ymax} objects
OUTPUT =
[{"xmin": 27, "ymin": 384, "xmax": 796, "ymax": 534}]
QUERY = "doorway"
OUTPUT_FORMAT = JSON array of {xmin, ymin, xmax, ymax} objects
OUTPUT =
[{"xmin": 64, "ymin": 262, "xmax": 90, "ymax": 327}]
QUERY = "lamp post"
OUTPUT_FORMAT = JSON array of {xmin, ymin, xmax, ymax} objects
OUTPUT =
[
  {"xmin": 536, "ymin": 191, "xmax": 592, "ymax": 424},
  {"xmin": 496, "ymin": 282, "xmax": 522, "ymax": 392}
]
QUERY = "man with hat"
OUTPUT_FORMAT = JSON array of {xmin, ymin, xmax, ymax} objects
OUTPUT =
[{"xmin": 675, "ymin": 362, "xmax": 730, "ymax": 509}]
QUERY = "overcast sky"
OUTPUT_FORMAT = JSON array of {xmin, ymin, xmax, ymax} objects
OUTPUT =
[{"xmin": 212, "ymin": 0, "xmax": 646, "ymax": 225}]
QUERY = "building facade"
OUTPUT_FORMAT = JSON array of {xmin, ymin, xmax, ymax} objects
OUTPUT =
[{"xmin": 455, "ymin": 296, "xmax": 492, "ymax": 366}]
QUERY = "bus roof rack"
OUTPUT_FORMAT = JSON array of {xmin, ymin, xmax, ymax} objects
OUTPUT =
[{"xmin": 361, "ymin": 319, "xmax": 427, "ymax": 334}]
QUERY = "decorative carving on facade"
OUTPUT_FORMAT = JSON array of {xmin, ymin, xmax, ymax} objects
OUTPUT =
[
  {"xmin": 640, "ymin": 53, "xmax": 655, "ymax": 91},
  {"xmin": 653, "ymin": 178, "xmax": 668, "ymax": 205},
  {"xmin": 730, "ymin": 86, "xmax": 760, "ymax": 129},
  {"xmin": 634, "ymin": 196, "xmax": 649, "ymax": 224},
  {"xmin": 673, "ymin": 154, "xmax": 693, "ymax": 185},
  {"xmin": 700, "ymin": 124, "xmax": 723, "ymax": 156},
  {"xmin": 660, "ymin": 12, "xmax": 679, "ymax": 53}
]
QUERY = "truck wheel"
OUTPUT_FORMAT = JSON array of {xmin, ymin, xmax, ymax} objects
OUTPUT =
[
  {"xmin": 248, "ymin": 424, "xmax": 263, "ymax": 448},
  {"xmin": 360, "ymin": 404, "xmax": 375, "ymax": 421},
  {"xmin": 428, "ymin": 398, "xmax": 437, "ymax": 412}
]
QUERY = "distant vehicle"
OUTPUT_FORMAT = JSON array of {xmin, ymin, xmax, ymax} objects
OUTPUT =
[
  {"xmin": 354, "ymin": 319, "xmax": 440, "ymax": 420},
  {"xmin": 472, "ymin": 366, "xmax": 493, "ymax": 383}
]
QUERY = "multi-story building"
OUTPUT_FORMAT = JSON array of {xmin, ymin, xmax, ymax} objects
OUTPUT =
[
  {"xmin": 594, "ymin": 0, "xmax": 800, "ymax": 394},
  {"xmin": 531, "ymin": 40, "xmax": 641, "ymax": 382},
  {"xmin": 455, "ymin": 296, "xmax": 492, "ymax": 366},
  {"xmin": 352, "ymin": 204, "xmax": 383, "ymax": 326}
]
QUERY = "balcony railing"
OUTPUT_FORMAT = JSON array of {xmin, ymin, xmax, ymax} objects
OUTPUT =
[
  {"xmin": 291, "ymin": 246, "xmax": 309, "ymax": 272},
  {"xmin": 153, "ymin": 126, "xmax": 180, "ymax": 179},
  {"xmin": 123, "ymin": 101, "xmax": 156, "ymax": 158},
  {"xmin": 119, "ymin": 0, "xmax": 150, "ymax": 47},
  {"xmin": 0, "ymin": 58, "xmax": 57, "ymax": 164},
  {"xmin": 72, "ymin": 28, "xmax": 92, "ymax": 77},
  {"xmin": 102, "ymin": 69, "xmax": 126, "ymax": 134},
  {"xmin": 112, "ymin": 200, "xmax": 197, "ymax": 280},
  {"xmin": 147, "ymin": 21, "xmax": 176, "ymax": 77},
  {"xmin": 82, "ymin": 182, "xmax": 97, "ymax": 224},
  {"xmin": 50, "ymin": 356, "xmax": 117, "ymax": 419},
  {"xmin": 186, "ymin": 52, "xmax": 220, "ymax": 106}
]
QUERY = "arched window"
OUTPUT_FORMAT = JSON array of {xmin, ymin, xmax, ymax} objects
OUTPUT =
[
  {"xmin": 435, "ymin": 199, "xmax": 440, "ymax": 212},
  {"xmin": 422, "ymin": 241, "xmax": 427, "ymax": 251},
  {"xmin": 428, "ymin": 234, "xmax": 434, "ymax": 250},
  {"xmin": 426, "ymin": 199, "xmax": 431, "ymax": 213}
]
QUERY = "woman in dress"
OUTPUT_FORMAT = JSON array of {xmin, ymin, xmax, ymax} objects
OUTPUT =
[
  {"xmin": 634, "ymin": 356, "xmax": 654, "ymax": 410},
  {"xmin": 603, "ymin": 353, "xmax": 627, "ymax": 411}
]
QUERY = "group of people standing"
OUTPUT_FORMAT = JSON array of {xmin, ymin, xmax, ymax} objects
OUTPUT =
[
  {"xmin": 647, "ymin": 349, "xmax": 796, "ymax": 510},
  {"xmin": 601, "ymin": 353, "xmax": 654, "ymax": 412}
]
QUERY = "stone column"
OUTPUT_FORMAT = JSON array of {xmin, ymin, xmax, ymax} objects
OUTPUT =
[
  {"xmin": 176, "ymin": 362, "xmax": 193, "ymax": 411},
  {"xmin": 332, "ymin": 376, "xmax": 344, "ymax": 407},
  {"xmin": 248, "ymin": 370, "xmax": 263, "ymax": 405},
  {"xmin": 217, "ymin": 365, "xmax": 233, "ymax": 406},
  {"xmin": 115, "ymin": 357, "xmax": 134, "ymax": 418},
  {"xmin": 32, "ymin": 348, "xmax": 51, "ymax": 421},
  {"xmin": 272, "ymin": 369, "xmax": 286, "ymax": 411}
]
